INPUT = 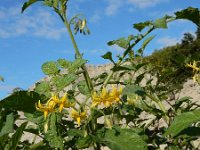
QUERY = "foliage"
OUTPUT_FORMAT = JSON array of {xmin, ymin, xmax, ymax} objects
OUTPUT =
[
  {"xmin": 1, "ymin": 1, "xmax": 200, "ymax": 149},
  {"xmin": 143, "ymin": 30, "xmax": 200, "ymax": 95}
]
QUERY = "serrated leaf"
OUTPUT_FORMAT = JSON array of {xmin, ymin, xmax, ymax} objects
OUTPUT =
[
  {"xmin": 0, "ymin": 113, "xmax": 14, "ymax": 136},
  {"xmin": 153, "ymin": 16, "xmax": 168, "ymax": 29},
  {"xmin": 108, "ymin": 37, "xmax": 129, "ymax": 49},
  {"xmin": 68, "ymin": 59, "xmax": 87, "ymax": 72},
  {"xmin": 21, "ymin": 0, "xmax": 40, "ymax": 13},
  {"xmin": 57, "ymin": 59, "xmax": 71, "ymax": 68},
  {"xmin": 11, "ymin": 122, "xmax": 28, "ymax": 150},
  {"xmin": 165, "ymin": 109, "xmax": 200, "ymax": 137},
  {"xmin": 101, "ymin": 52, "xmax": 115, "ymax": 63},
  {"xmin": 42, "ymin": 61, "xmax": 59, "ymax": 75},
  {"xmin": 175, "ymin": 7, "xmax": 200, "ymax": 27},
  {"xmin": 0, "ymin": 91, "xmax": 40, "ymax": 113},
  {"xmin": 53, "ymin": 74, "xmax": 78, "ymax": 91},
  {"xmin": 45, "ymin": 113, "xmax": 64, "ymax": 150},
  {"xmin": 133, "ymin": 21, "xmax": 152, "ymax": 32},
  {"xmin": 100, "ymin": 128, "xmax": 147, "ymax": 150},
  {"xmin": 34, "ymin": 81, "xmax": 51, "ymax": 95}
]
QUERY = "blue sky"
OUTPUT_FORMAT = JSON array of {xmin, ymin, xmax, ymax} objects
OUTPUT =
[{"xmin": 0, "ymin": 0, "xmax": 200, "ymax": 99}]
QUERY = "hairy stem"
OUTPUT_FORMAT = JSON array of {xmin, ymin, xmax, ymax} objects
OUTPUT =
[{"xmin": 59, "ymin": 12, "xmax": 94, "ymax": 92}]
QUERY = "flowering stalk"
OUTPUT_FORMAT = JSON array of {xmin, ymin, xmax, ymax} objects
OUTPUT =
[{"xmin": 56, "ymin": 9, "xmax": 94, "ymax": 92}]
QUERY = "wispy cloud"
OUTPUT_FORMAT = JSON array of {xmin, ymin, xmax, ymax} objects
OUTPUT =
[
  {"xmin": 127, "ymin": 0, "xmax": 168, "ymax": 8},
  {"xmin": 104, "ymin": 0, "xmax": 168, "ymax": 16},
  {"xmin": 105, "ymin": 0, "xmax": 123, "ymax": 16},
  {"xmin": 0, "ymin": 6, "xmax": 66, "ymax": 39},
  {"xmin": 157, "ymin": 36, "xmax": 179, "ymax": 47},
  {"xmin": 90, "ymin": 12, "xmax": 101, "ymax": 23}
]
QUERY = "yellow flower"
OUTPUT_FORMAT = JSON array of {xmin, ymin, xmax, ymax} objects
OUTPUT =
[
  {"xmin": 109, "ymin": 85, "xmax": 122, "ymax": 103},
  {"xmin": 92, "ymin": 91, "xmax": 102, "ymax": 107},
  {"xmin": 35, "ymin": 99, "xmax": 56, "ymax": 119},
  {"xmin": 71, "ymin": 109, "xmax": 87, "ymax": 127},
  {"xmin": 92, "ymin": 86, "xmax": 122, "ymax": 107},
  {"xmin": 192, "ymin": 74, "xmax": 200, "ymax": 83},
  {"xmin": 52, "ymin": 93, "xmax": 74, "ymax": 112},
  {"xmin": 186, "ymin": 61, "xmax": 199, "ymax": 72}
]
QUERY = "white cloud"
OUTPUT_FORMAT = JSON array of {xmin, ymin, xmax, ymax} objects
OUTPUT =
[
  {"xmin": 90, "ymin": 12, "xmax": 101, "ymax": 23},
  {"xmin": 105, "ymin": 0, "xmax": 123, "ymax": 16},
  {"xmin": 157, "ymin": 36, "xmax": 179, "ymax": 47},
  {"xmin": 127, "ymin": 0, "xmax": 168, "ymax": 8},
  {"xmin": 104, "ymin": 0, "xmax": 168, "ymax": 16},
  {"xmin": 0, "ymin": 6, "xmax": 66, "ymax": 39}
]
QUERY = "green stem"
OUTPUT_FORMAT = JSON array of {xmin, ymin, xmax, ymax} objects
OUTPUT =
[
  {"xmin": 103, "ymin": 26, "xmax": 154, "ymax": 87},
  {"xmin": 146, "ymin": 93, "xmax": 169, "ymax": 123},
  {"xmin": 29, "ymin": 141, "xmax": 44, "ymax": 150},
  {"xmin": 102, "ymin": 17, "xmax": 176, "ymax": 87},
  {"xmin": 59, "ymin": 13, "xmax": 94, "ymax": 92}
]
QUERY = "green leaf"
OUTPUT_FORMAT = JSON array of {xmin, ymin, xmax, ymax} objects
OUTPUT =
[
  {"xmin": 68, "ymin": 129, "xmax": 84, "ymax": 137},
  {"xmin": 166, "ymin": 145, "xmax": 181, "ymax": 150},
  {"xmin": 101, "ymin": 52, "xmax": 115, "ymax": 63},
  {"xmin": 57, "ymin": 59, "xmax": 71, "ymax": 68},
  {"xmin": 165, "ymin": 109, "xmax": 200, "ymax": 137},
  {"xmin": 142, "ymin": 35, "xmax": 155, "ymax": 49},
  {"xmin": 178, "ymin": 127, "xmax": 200, "ymax": 137},
  {"xmin": 138, "ymin": 35, "xmax": 155, "ymax": 55},
  {"xmin": 0, "ymin": 91, "xmax": 40, "ymax": 113},
  {"xmin": 76, "ymin": 136, "xmax": 92, "ymax": 149},
  {"xmin": 108, "ymin": 37, "xmax": 129, "ymax": 49},
  {"xmin": 42, "ymin": 61, "xmax": 59, "ymax": 75},
  {"xmin": 22, "ymin": 0, "xmax": 41, "ymax": 13},
  {"xmin": 45, "ymin": 113, "xmax": 64, "ymax": 150},
  {"xmin": 34, "ymin": 81, "xmax": 51, "ymax": 96},
  {"xmin": 175, "ymin": 7, "xmax": 200, "ymax": 27},
  {"xmin": 175, "ymin": 96, "xmax": 192, "ymax": 110},
  {"xmin": 68, "ymin": 59, "xmax": 87, "ymax": 73},
  {"xmin": 100, "ymin": 128, "xmax": 147, "ymax": 150},
  {"xmin": 135, "ymin": 73, "xmax": 145, "ymax": 84},
  {"xmin": 53, "ymin": 74, "xmax": 78, "ymax": 91},
  {"xmin": 11, "ymin": 122, "xmax": 28, "ymax": 150},
  {"xmin": 133, "ymin": 21, "xmax": 152, "ymax": 32},
  {"xmin": 77, "ymin": 80, "xmax": 90, "ymax": 95},
  {"xmin": 153, "ymin": 16, "xmax": 168, "ymax": 29},
  {"xmin": 0, "ymin": 113, "xmax": 14, "ymax": 136},
  {"xmin": 123, "ymin": 85, "xmax": 146, "ymax": 97},
  {"xmin": 111, "ymin": 65, "xmax": 134, "ymax": 72}
]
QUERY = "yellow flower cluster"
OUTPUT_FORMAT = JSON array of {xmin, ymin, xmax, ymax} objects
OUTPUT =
[
  {"xmin": 92, "ymin": 86, "xmax": 122, "ymax": 107},
  {"xmin": 35, "ymin": 93, "xmax": 74, "ymax": 120},
  {"xmin": 186, "ymin": 61, "xmax": 200, "ymax": 83},
  {"xmin": 71, "ymin": 109, "xmax": 87, "ymax": 127}
]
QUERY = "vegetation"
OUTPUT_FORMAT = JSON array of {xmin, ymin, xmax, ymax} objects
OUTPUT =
[
  {"xmin": 144, "ymin": 29, "xmax": 200, "ymax": 94},
  {"xmin": 0, "ymin": 1, "xmax": 200, "ymax": 149}
]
